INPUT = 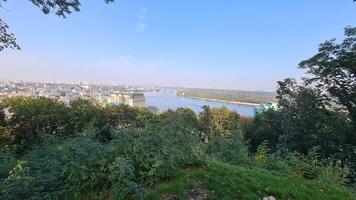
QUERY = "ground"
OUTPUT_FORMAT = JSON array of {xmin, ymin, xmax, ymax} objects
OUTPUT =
[{"xmin": 145, "ymin": 161, "xmax": 356, "ymax": 200}]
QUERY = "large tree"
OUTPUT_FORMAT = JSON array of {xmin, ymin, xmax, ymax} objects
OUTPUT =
[
  {"xmin": 0, "ymin": 0, "xmax": 114, "ymax": 51},
  {"xmin": 299, "ymin": 27, "xmax": 356, "ymax": 129},
  {"xmin": 276, "ymin": 78, "xmax": 354, "ymax": 156}
]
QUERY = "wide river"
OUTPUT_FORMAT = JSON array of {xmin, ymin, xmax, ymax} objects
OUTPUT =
[{"xmin": 144, "ymin": 89, "xmax": 256, "ymax": 117}]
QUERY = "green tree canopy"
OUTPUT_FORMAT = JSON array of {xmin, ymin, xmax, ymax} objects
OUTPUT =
[
  {"xmin": 276, "ymin": 78, "xmax": 354, "ymax": 156},
  {"xmin": 299, "ymin": 27, "xmax": 356, "ymax": 129}
]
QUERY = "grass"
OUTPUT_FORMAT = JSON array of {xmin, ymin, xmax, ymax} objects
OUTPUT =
[{"xmin": 146, "ymin": 161, "xmax": 356, "ymax": 200}]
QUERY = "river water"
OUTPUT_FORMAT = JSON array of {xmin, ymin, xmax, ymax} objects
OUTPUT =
[{"xmin": 144, "ymin": 89, "xmax": 256, "ymax": 117}]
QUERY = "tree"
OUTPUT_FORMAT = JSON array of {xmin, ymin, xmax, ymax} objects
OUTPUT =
[
  {"xmin": 1, "ymin": 97, "xmax": 73, "ymax": 154},
  {"xmin": 0, "ymin": 19, "xmax": 20, "ymax": 51},
  {"xmin": 299, "ymin": 27, "xmax": 356, "ymax": 130},
  {"xmin": 245, "ymin": 109, "xmax": 283, "ymax": 152},
  {"xmin": 276, "ymin": 78, "xmax": 354, "ymax": 157},
  {"xmin": 159, "ymin": 108, "xmax": 199, "ymax": 131},
  {"xmin": 68, "ymin": 98, "xmax": 100, "ymax": 133},
  {"xmin": 0, "ymin": 0, "xmax": 115, "ymax": 51},
  {"xmin": 199, "ymin": 106, "xmax": 241, "ymax": 141}
]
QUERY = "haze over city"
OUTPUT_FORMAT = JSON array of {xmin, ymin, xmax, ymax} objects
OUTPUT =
[{"xmin": 1, "ymin": 0, "xmax": 356, "ymax": 90}]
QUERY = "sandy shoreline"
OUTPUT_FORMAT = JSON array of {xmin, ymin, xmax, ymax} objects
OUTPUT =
[{"xmin": 182, "ymin": 96, "xmax": 260, "ymax": 107}]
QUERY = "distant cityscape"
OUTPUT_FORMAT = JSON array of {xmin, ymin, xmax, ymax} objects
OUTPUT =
[
  {"xmin": 0, "ymin": 80, "xmax": 279, "ymax": 116},
  {"xmin": 0, "ymin": 80, "xmax": 160, "ymax": 109}
]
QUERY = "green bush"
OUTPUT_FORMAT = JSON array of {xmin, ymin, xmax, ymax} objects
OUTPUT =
[
  {"xmin": 254, "ymin": 145, "xmax": 349, "ymax": 185},
  {"xmin": 108, "ymin": 156, "xmax": 143, "ymax": 199},
  {"xmin": 116, "ymin": 129, "xmax": 183, "ymax": 185},
  {"xmin": 0, "ymin": 150, "xmax": 15, "ymax": 180},
  {"xmin": 205, "ymin": 135, "xmax": 251, "ymax": 166},
  {"xmin": 1, "ymin": 135, "xmax": 114, "ymax": 200},
  {"xmin": 1, "ymin": 97, "xmax": 73, "ymax": 154}
]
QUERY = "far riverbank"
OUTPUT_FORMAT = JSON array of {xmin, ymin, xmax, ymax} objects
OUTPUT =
[
  {"xmin": 145, "ymin": 90, "xmax": 256, "ymax": 116},
  {"xmin": 179, "ymin": 96, "xmax": 260, "ymax": 106}
]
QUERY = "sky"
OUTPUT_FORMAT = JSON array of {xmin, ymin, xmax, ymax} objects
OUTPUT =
[{"xmin": 1, "ymin": 0, "xmax": 356, "ymax": 91}]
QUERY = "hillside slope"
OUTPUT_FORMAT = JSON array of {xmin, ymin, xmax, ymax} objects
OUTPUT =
[{"xmin": 147, "ymin": 161, "xmax": 356, "ymax": 200}]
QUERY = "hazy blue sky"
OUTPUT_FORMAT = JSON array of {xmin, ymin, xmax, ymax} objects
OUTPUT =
[{"xmin": 1, "ymin": 0, "xmax": 356, "ymax": 90}]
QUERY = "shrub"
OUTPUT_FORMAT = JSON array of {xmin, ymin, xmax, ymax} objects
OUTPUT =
[
  {"xmin": 116, "ymin": 129, "xmax": 182, "ymax": 185},
  {"xmin": 254, "ymin": 145, "xmax": 349, "ymax": 185},
  {"xmin": 108, "ymin": 156, "xmax": 143, "ymax": 199},
  {"xmin": 0, "ymin": 135, "xmax": 114, "ymax": 200},
  {"xmin": 0, "ymin": 150, "xmax": 15, "ymax": 180},
  {"xmin": 205, "ymin": 135, "xmax": 251, "ymax": 166},
  {"xmin": 1, "ymin": 97, "xmax": 73, "ymax": 154}
]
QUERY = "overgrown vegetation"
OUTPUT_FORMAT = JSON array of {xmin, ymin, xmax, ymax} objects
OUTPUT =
[
  {"xmin": 0, "ymin": 27, "xmax": 356, "ymax": 199},
  {"xmin": 0, "ymin": 96, "xmax": 354, "ymax": 199}
]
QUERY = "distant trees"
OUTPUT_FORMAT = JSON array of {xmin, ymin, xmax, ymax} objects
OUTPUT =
[{"xmin": 0, "ymin": 0, "xmax": 115, "ymax": 51}]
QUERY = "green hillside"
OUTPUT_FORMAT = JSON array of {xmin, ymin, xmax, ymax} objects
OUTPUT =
[{"xmin": 147, "ymin": 161, "xmax": 356, "ymax": 200}]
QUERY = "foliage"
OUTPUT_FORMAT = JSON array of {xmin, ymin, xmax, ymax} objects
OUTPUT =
[
  {"xmin": 199, "ymin": 106, "xmax": 241, "ymax": 141},
  {"xmin": 205, "ymin": 135, "xmax": 251, "ymax": 166},
  {"xmin": 0, "ymin": 19, "xmax": 20, "ymax": 51},
  {"xmin": 146, "ymin": 161, "xmax": 356, "ymax": 200},
  {"xmin": 0, "ymin": 132, "xmax": 148, "ymax": 200},
  {"xmin": 0, "ymin": 92, "xmax": 354, "ymax": 199},
  {"xmin": 0, "ymin": 150, "xmax": 15, "ymax": 180},
  {"xmin": 1, "ymin": 97, "xmax": 73, "ymax": 154},
  {"xmin": 299, "ymin": 27, "xmax": 356, "ymax": 129},
  {"xmin": 68, "ymin": 98, "xmax": 100, "ymax": 133},
  {"xmin": 116, "ymin": 129, "xmax": 180, "ymax": 185},
  {"xmin": 245, "ymin": 109, "xmax": 282, "ymax": 152},
  {"xmin": 159, "ymin": 107, "xmax": 199, "ymax": 131},
  {"xmin": 0, "ymin": 0, "xmax": 115, "ymax": 51},
  {"xmin": 0, "ymin": 97, "xmax": 158, "ymax": 153},
  {"xmin": 108, "ymin": 156, "xmax": 144, "ymax": 199},
  {"xmin": 0, "ymin": 135, "xmax": 115, "ymax": 200},
  {"xmin": 29, "ymin": 0, "xmax": 114, "ymax": 17},
  {"xmin": 255, "ymin": 145, "xmax": 349, "ymax": 185},
  {"xmin": 116, "ymin": 126, "xmax": 202, "ymax": 186},
  {"xmin": 276, "ymin": 79, "xmax": 354, "ymax": 156}
]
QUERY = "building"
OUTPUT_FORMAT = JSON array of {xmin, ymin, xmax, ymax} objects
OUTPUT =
[
  {"xmin": 108, "ymin": 92, "xmax": 145, "ymax": 107},
  {"xmin": 253, "ymin": 103, "xmax": 278, "ymax": 115}
]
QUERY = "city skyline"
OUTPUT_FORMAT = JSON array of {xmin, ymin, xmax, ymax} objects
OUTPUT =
[{"xmin": 1, "ymin": 0, "xmax": 356, "ymax": 90}]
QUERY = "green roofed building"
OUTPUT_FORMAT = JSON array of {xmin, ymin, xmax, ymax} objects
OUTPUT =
[{"xmin": 253, "ymin": 103, "xmax": 278, "ymax": 115}]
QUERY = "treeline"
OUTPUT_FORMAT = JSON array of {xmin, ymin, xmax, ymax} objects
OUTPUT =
[{"xmin": 177, "ymin": 88, "xmax": 277, "ymax": 104}]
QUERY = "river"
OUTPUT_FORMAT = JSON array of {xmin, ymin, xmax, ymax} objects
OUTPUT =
[{"xmin": 144, "ymin": 89, "xmax": 256, "ymax": 117}]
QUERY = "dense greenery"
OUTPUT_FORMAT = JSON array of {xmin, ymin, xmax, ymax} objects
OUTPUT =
[
  {"xmin": 177, "ymin": 88, "xmax": 276, "ymax": 104},
  {"xmin": 0, "ymin": 27, "xmax": 355, "ymax": 199},
  {"xmin": 0, "ymin": 96, "xmax": 355, "ymax": 199},
  {"xmin": 244, "ymin": 27, "xmax": 356, "ymax": 185}
]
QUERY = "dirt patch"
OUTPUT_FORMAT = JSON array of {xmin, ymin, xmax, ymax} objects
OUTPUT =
[
  {"xmin": 161, "ymin": 186, "xmax": 210, "ymax": 200},
  {"xmin": 183, "ymin": 165, "xmax": 200, "ymax": 171},
  {"xmin": 187, "ymin": 186, "xmax": 209, "ymax": 200},
  {"xmin": 161, "ymin": 193, "xmax": 180, "ymax": 200}
]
